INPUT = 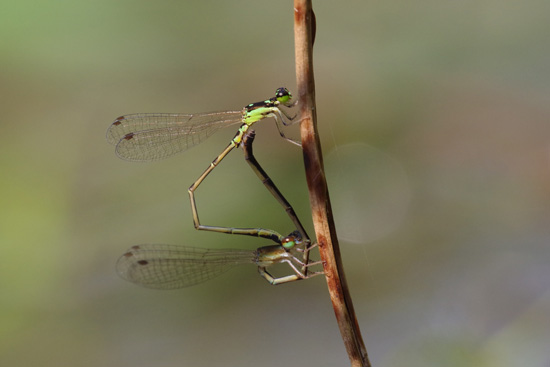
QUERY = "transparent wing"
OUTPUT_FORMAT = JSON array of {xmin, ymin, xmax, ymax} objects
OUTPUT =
[
  {"xmin": 106, "ymin": 111, "xmax": 244, "ymax": 161},
  {"xmin": 116, "ymin": 244, "xmax": 257, "ymax": 289}
]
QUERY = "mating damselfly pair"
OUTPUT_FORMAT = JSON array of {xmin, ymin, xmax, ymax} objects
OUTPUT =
[{"xmin": 107, "ymin": 88, "xmax": 323, "ymax": 289}]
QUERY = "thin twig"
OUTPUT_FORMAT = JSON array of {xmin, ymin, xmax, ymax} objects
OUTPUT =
[{"xmin": 293, "ymin": 1, "xmax": 371, "ymax": 366}]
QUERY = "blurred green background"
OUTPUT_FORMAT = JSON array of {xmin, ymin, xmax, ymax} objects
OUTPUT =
[{"xmin": 1, "ymin": 0, "xmax": 549, "ymax": 366}]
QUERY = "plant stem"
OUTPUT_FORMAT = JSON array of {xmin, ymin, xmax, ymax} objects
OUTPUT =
[{"xmin": 293, "ymin": 1, "xmax": 372, "ymax": 366}]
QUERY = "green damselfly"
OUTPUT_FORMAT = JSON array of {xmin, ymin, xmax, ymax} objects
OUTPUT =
[
  {"xmin": 106, "ymin": 88, "xmax": 298, "ymax": 161},
  {"xmin": 107, "ymin": 88, "xmax": 300, "ymax": 241}
]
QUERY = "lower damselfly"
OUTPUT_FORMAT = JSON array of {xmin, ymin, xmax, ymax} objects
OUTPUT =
[{"xmin": 117, "ymin": 230, "xmax": 322, "ymax": 289}]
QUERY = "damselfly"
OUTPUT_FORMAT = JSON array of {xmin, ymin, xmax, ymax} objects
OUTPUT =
[
  {"xmin": 117, "ymin": 230, "xmax": 322, "ymax": 289},
  {"xmin": 107, "ymin": 88, "xmax": 300, "ymax": 240}
]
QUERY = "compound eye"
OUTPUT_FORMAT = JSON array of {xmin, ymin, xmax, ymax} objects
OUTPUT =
[
  {"xmin": 276, "ymin": 87, "xmax": 290, "ymax": 97},
  {"xmin": 281, "ymin": 236, "xmax": 296, "ymax": 250}
]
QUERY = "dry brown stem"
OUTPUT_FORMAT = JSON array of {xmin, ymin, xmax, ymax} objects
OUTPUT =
[{"xmin": 293, "ymin": 1, "xmax": 371, "ymax": 366}]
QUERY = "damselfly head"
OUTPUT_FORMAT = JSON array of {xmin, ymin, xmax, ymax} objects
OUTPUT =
[{"xmin": 275, "ymin": 87, "xmax": 293, "ymax": 106}]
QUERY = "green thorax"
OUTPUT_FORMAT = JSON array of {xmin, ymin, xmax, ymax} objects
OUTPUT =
[
  {"xmin": 241, "ymin": 87, "xmax": 292, "ymax": 126},
  {"xmin": 242, "ymin": 102, "xmax": 279, "ymax": 125}
]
